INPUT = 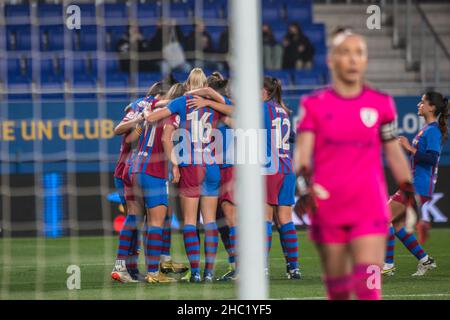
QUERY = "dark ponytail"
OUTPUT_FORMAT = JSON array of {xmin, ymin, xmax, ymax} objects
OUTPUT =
[
  {"xmin": 425, "ymin": 91, "xmax": 448, "ymax": 143},
  {"xmin": 207, "ymin": 71, "xmax": 229, "ymax": 97},
  {"xmin": 263, "ymin": 76, "xmax": 291, "ymax": 115}
]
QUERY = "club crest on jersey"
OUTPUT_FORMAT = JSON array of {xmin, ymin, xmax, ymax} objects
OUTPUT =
[
  {"xmin": 137, "ymin": 100, "xmax": 152, "ymax": 110},
  {"xmin": 360, "ymin": 108, "xmax": 378, "ymax": 128}
]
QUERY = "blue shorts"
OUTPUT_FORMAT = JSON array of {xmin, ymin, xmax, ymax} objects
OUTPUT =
[
  {"xmin": 114, "ymin": 177, "xmax": 126, "ymax": 205},
  {"xmin": 266, "ymin": 172, "xmax": 295, "ymax": 206},
  {"xmin": 202, "ymin": 164, "xmax": 221, "ymax": 197},
  {"xmin": 179, "ymin": 164, "xmax": 221, "ymax": 197},
  {"xmin": 133, "ymin": 173, "xmax": 168, "ymax": 209},
  {"xmin": 279, "ymin": 173, "xmax": 296, "ymax": 206}
]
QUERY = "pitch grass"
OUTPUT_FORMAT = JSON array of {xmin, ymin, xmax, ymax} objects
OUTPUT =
[{"xmin": 1, "ymin": 229, "xmax": 450, "ymax": 300}]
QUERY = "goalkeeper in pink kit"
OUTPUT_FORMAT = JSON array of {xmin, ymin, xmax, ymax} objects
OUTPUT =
[{"xmin": 294, "ymin": 28, "xmax": 420, "ymax": 300}]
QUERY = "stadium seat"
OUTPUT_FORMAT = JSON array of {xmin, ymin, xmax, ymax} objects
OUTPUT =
[
  {"xmin": 271, "ymin": 26, "xmax": 287, "ymax": 44},
  {"xmin": 206, "ymin": 26, "xmax": 226, "ymax": 50},
  {"xmin": 76, "ymin": 4, "xmax": 96, "ymax": 18},
  {"xmin": 303, "ymin": 24, "xmax": 326, "ymax": 48},
  {"xmin": 138, "ymin": 72, "xmax": 161, "ymax": 90},
  {"xmin": 170, "ymin": 2, "xmax": 193, "ymax": 19},
  {"xmin": 285, "ymin": 2, "xmax": 312, "ymax": 25},
  {"xmin": 73, "ymin": 59, "xmax": 86, "ymax": 75},
  {"xmin": 294, "ymin": 70, "xmax": 321, "ymax": 86},
  {"xmin": 5, "ymin": 4, "xmax": 30, "ymax": 23},
  {"xmin": 137, "ymin": 2, "xmax": 161, "ymax": 19},
  {"xmin": 172, "ymin": 71, "xmax": 190, "ymax": 83},
  {"xmin": 7, "ymin": 57, "xmax": 32, "ymax": 99},
  {"xmin": 40, "ymin": 25, "xmax": 65, "ymax": 51},
  {"xmin": 40, "ymin": 74, "xmax": 65, "ymax": 100},
  {"xmin": 105, "ymin": 73, "xmax": 130, "ymax": 99},
  {"xmin": 314, "ymin": 52, "xmax": 327, "ymax": 69},
  {"xmin": 72, "ymin": 74, "xmax": 97, "ymax": 99},
  {"xmin": 7, "ymin": 77, "xmax": 32, "ymax": 100},
  {"xmin": 72, "ymin": 57, "xmax": 97, "ymax": 78},
  {"xmin": 180, "ymin": 25, "xmax": 195, "ymax": 39},
  {"xmin": 282, "ymin": 0, "xmax": 312, "ymax": 7},
  {"xmin": 8, "ymin": 58, "xmax": 31, "ymax": 79},
  {"xmin": 140, "ymin": 26, "xmax": 158, "ymax": 40},
  {"xmin": 6, "ymin": 25, "xmax": 31, "ymax": 51},
  {"xmin": 106, "ymin": 59, "xmax": 121, "ymax": 74},
  {"xmin": 39, "ymin": 56, "xmax": 65, "ymax": 78},
  {"xmin": 72, "ymin": 26, "xmax": 97, "ymax": 51},
  {"xmin": 265, "ymin": 70, "xmax": 293, "ymax": 87},
  {"xmin": 203, "ymin": 1, "xmax": 223, "ymax": 19},
  {"xmin": 37, "ymin": 4, "xmax": 62, "ymax": 18},
  {"xmin": 104, "ymin": 3, "xmax": 128, "ymax": 19},
  {"xmin": 262, "ymin": 3, "xmax": 284, "ymax": 23},
  {"xmin": 105, "ymin": 26, "xmax": 127, "ymax": 52},
  {"xmin": 40, "ymin": 59, "xmax": 56, "ymax": 77}
]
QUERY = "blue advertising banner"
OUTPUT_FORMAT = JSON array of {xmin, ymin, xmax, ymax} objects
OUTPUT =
[{"xmin": 0, "ymin": 96, "xmax": 449, "ymax": 174}]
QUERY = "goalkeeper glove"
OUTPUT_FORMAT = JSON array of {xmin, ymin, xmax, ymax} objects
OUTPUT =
[{"xmin": 295, "ymin": 166, "xmax": 317, "ymax": 216}]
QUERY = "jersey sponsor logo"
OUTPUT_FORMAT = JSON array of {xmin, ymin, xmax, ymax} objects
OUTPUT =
[{"xmin": 360, "ymin": 107, "xmax": 379, "ymax": 128}]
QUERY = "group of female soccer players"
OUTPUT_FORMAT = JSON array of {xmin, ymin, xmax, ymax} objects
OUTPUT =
[{"xmin": 110, "ymin": 27, "xmax": 448, "ymax": 299}]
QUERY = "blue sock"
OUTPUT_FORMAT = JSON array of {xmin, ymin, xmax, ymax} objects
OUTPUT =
[
  {"xmin": 204, "ymin": 222, "xmax": 219, "ymax": 275},
  {"xmin": 279, "ymin": 222, "xmax": 299, "ymax": 270},
  {"xmin": 161, "ymin": 214, "xmax": 171, "ymax": 257},
  {"xmin": 266, "ymin": 221, "xmax": 273, "ymax": 259},
  {"xmin": 183, "ymin": 224, "xmax": 200, "ymax": 274},
  {"xmin": 385, "ymin": 226, "xmax": 396, "ymax": 264},
  {"xmin": 145, "ymin": 226, "xmax": 163, "ymax": 273},
  {"xmin": 116, "ymin": 215, "xmax": 137, "ymax": 260},
  {"xmin": 229, "ymin": 226, "xmax": 236, "ymax": 266},
  {"xmin": 395, "ymin": 227, "xmax": 426, "ymax": 261}
]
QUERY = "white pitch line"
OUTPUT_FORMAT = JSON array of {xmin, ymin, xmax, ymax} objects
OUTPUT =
[{"xmin": 282, "ymin": 293, "xmax": 450, "ymax": 300}]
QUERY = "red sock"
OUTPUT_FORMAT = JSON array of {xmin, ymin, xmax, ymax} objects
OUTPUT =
[
  {"xmin": 324, "ymin": 275, "xmax": 352, "ymax": 300},
  {"xmin": 353, "ymin": 264, "xmax": 381, "ymax": 300}
]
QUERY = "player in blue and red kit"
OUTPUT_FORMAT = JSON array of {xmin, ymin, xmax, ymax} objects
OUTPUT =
[
  {"xmin": 130, "ymin": 93, "xmax": 182, "ymax": 283},
  {"xmin": 262, "ymin": 77, "xmax": 300, "ymax": 280},
  {"xmin": 145, "ymin": 68, "xmax": 232, "ymax": 282},
  {"xmin": 383, "ymin": 92, "xmax": 448, "ymax": 277},
  {"xmin": 111, "ymin": 82, "xmax": 172, "ymax": 283}
]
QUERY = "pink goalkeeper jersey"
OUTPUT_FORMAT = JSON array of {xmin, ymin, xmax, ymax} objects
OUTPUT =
[{"xmin": 297, "ymin": 86, "xmax": 397, "ymax": 226}]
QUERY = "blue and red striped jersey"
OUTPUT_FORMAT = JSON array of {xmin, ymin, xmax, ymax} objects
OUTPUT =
[
  {"xmin": 167, "ymin": 94, "xmax": 225, "ymax": 167},
  {"xmin": 132, "ymin": 97, "xmax": 180, "ymax": 179},
  {"xmin": 263, "ymin": 100, "xmax": 293, "ymax": 175},
  {"xmin": 411, "ymin": 122, "xmax": 442, "ymax": 197}
]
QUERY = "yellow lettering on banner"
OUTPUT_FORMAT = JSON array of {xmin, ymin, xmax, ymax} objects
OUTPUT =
[
  {"xmin": 21, "ymin": 120, "xmax": 36, "ymax": 141},
  {"xmin": 3, "ymin": 121, "xmax": 16, "ymax": 141},
  {"xmin": 101, "ymin": 120, "xmax": 114, "ymax": 139},
  {"xmin": 59, "ymin": 120, "xmax": 71, "ymax": 140},
  {"xmin": 38, "ymin": 120, "xmax": 53, "ymax": 140},
  {"xmin": 72, "ymin": 121, "xmax": 84, "ymax": 140},
  {"xmin": 85, "ymin": 120, "xmax": 99, "ymax": 139}
]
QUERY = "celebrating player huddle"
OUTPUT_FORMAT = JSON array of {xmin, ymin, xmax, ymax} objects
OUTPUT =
[{"xmin": 110, "ymin": 28, "xmax": 448, "ymax": 300}]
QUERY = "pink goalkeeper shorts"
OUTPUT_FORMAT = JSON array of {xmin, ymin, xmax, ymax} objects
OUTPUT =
[{"xmin": 309, "ymin": 216, "xmax": 390, "ymax": 244}]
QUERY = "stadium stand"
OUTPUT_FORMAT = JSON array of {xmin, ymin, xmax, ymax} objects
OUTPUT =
[{"xmin": 0, "ymin": 0, "xmax": 448, "ymax": 99}]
